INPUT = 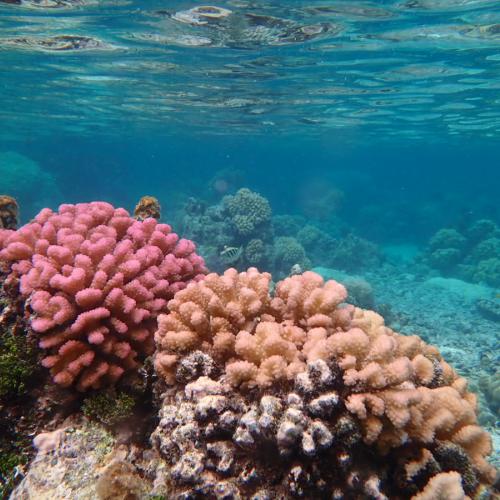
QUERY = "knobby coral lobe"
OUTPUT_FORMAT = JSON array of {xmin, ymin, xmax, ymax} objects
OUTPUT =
[
  {"xmin": 0, "ymin": 201, "xmax": 206, "ymax": 391},
  {"xmin": 153, "ymin": 268, "xmax": 496, "ymax": 499}
]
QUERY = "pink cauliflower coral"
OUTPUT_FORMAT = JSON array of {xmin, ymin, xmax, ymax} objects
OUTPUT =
[{"xmin": 0, "ymin": 201, "xmax": 206, "ymax": 391}]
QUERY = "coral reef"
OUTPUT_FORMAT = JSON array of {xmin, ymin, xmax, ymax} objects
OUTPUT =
[
  {"xmin": 0, "ymin": 286, "xmax": 36, "ymax": 496},
  {"xmin": 153, "ymin": 268, "xmax": 495, "ymax": 498},
  {"xmin": 274, "ymin": 214, "xmax": 307, "ymax": 238},
  {"xmin": 10, "ymin": 414, "xmax": 167, "ymax": 499},
  {"xmin": 0, "ymin": 320, "xmax": 37, "ymax": 400},
  {"xmin": 0, "ymin": 267, "xmax": 159, "ymax": 498},
  {"xmin": 96, "ymin": 459, "xmax": 149, "ymax": 500},
  {"xmin": 134, "ymin": 196, "xmax": 161, "ymax": 221},
  {"xmin": 471, "ymin": 258, "xmax": 500, "ymax": 288},
  {"xmin": 0, "ymin": 268, "xmax": 73, "ymax": 498},
  {"xmin": 180, "ymin": 188, "xmax": 379, "ymax": 277},
  {"xmin": 0, "ymin": 273, "xmax": 38, "ymax": 400},
  {"xmin": 423, "ymin": 219, "xmax": 500, "ymax": 287},
  {"xmin": 327, "ymin": 233, "xmax": 381, "ymax": 272},
  {"xmin": 244, "ymin": 238, "xmax": 266, "ymax": 266},
  {"xmin": 296, "ymin": 225, "xmax": 381, "ymax": 273},
  {"xmin": 0, "ymin": 195, "xmax": 18, "ymax": 230},
  {"xmin": 0, "ymin": 201, "xmax": 206, "ymax": 391},
  {"xmin": 180, "ymin": 188, "xmax": 275, "ymax": 273}
]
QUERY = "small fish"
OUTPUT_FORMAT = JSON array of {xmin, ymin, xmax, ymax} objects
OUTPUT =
[{"xmin": 220, "ymin": 246, "xmax": 242, "ymax": 264}]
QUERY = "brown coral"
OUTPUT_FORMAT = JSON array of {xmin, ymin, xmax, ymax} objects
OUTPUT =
[
  {"xmin": 0, "ymin": 195, "xmax": 18, "ymax": 230},
  {"xmin": 133, "ymin": 196, "xmax": 161, "ymax": 221},
  {"xmin": 153, "ymin": 268, "xmax": 496, "ymax": 498}
]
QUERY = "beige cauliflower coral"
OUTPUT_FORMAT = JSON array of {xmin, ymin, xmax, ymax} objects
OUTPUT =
[{"xmin": 153, "ymin": 268, "xmax": 496, "ymax": 498}]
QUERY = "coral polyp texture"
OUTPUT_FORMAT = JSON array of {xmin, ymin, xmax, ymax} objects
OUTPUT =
[
  {"xmin": 0, "ymin": 201, "xmax": 206, "ymax": 391},
  {"xmin": 223, "ymin": 187, "xmax": 272, "ymax": 237},
  {"xmin": 153, "ymin": 268, "xmax": 495, "ymax": 499}
]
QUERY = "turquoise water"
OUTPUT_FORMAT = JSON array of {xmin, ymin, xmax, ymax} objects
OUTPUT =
[
  {"xmin": 1, "ymin": 0, "xmax": 499, "ymax": 141},
  {"xmin": 0, "ymin": 0, "xmax": 499, "ymax": 474}
]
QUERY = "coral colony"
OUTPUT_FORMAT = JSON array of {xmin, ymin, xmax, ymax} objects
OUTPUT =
[
  {"xmin": 0, "ymin": 202, "xmax": 206, "ymax": 391},
  {"xmin": 153, "ymin": 268, "xmax": 495, "ymax": 498},
  {"xmin": 0, "ymin": 201, "xmax": 497, "ymax": 498}
]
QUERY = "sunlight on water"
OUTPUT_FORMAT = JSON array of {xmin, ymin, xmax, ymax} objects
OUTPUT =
[{"xmin": 0, "ymin": 0, "xmax": 499, "ymax": 140}]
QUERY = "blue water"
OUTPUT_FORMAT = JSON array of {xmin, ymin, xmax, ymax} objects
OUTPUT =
[
  {"xmin": 0, "ymin": 0, "xmax": 499, "ymax": 456},
  {"xmin": 0, "ymin": 0, "xmax": 499, "ymax": 231}
]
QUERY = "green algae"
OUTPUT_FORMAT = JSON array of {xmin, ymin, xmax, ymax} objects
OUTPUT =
[
  {"xmin": 82, "ymin": 391, "xmax": 136, "ymax": 426},
  {"xmin": 0, "ymin": 325, "xmax": 37, "ymax": 399}
]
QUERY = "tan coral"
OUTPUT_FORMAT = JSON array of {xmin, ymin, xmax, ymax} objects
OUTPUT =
[
  {"xmin": 154, "ymin": 268, "xmax": 496, "ymax": 490},
  {"xmin": 411, "ymin": 471, "xmax": 466, "ymax": 500}
]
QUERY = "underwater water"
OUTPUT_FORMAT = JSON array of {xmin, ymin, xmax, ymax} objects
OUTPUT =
[{"xmin": 0, "ymin": 0, "xmax": 499, "ymax": 498}]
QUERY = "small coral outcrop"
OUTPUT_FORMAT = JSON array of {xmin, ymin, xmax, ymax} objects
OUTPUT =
[
  {"xmin": 153, "ymin": 268, "xmax": 495, "ymax": 498},
  {"xmin": 0, "ymin": 195, "xmax": 18, "ymax": 230},
  {"xmin": 180, "ymin": 187, "xmax": 276, "ymax": 273},
  {"xmin": 423, "ymin": 219, "xmax": 500, "ymax": 287},
  {"xmin": 0, "ymin": 202, "xmax": 206, "ymax": 391},
  {"xmin": 223, "ymin": 187, "xmax": 272, "ymax": 238},
  {"xmin": 134, "ymin": 196, "xmax": 161, "ymax": 221},
  {"xmin": 272, "ymin": 236, "xmax": 310, "ymax": 278}
]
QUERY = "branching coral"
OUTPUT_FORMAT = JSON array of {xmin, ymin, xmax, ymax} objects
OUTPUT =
[
  {"xmin": 0, "ymin": 202, "xmax": 206, "ymax": 391},
  {"xmin": 153, "ymin": 268, "xmax": 495, "ymax": 498}
]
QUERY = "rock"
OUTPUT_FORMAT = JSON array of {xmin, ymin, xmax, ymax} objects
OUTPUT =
[
  {"xmin": 477, "ymin": 299, "xmax": 500, "ymax": 322},
  {"xmin": 11, "ymin": 418, "xmax": 153, "ymax": 500}
]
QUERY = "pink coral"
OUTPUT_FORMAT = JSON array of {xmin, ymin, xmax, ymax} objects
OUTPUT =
[{"xmin": 0, "ymin": 201, "xmax": 206, "ymax": 391}]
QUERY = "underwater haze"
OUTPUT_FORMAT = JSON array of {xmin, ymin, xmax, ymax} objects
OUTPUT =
[{"xmin": 0, "ymin": 0, "xmax": 499, "ymax": 497}]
